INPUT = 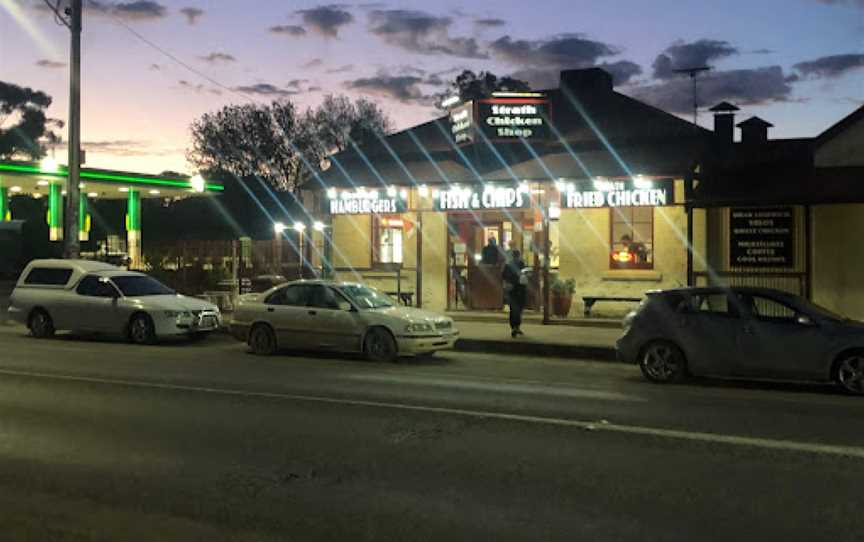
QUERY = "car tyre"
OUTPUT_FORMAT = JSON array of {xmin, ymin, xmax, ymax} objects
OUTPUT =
[
  {"xmin": 128, "ymin": 313, "xmax": 157, "ymax": 345},
  {"xmin": 29, "ymin": 309, "xmax": 55, "ymax": 339},
  {"xmin": 364, "ymin": 327, "xmax": 398, "ymax": 363},
  {"xmin": 834, "ymin": 352, "xmax": 864, "ymax": 395},
  {"xmin": 249, "ymin": 324, "xmax": 277, "ymax": 356},
  {"xmin": 639, "ymin": 340, "xmax": 687, "ymax": 383}
]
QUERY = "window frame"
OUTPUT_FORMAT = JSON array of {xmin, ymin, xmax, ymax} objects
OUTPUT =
[
  {"xmin": 24, "ymin": 267, "xmax": 73, "ymax": 286},
  {"xmin": 609, "ymin": 207, "xmax": 655, "ymax": 270},
  {"xmin": 372, "ymin": 215, "xmax": 405, "ymax": 266},
  {"xmin": 75, "ymin": 275, "xmax": 119, "ymax": 298}
]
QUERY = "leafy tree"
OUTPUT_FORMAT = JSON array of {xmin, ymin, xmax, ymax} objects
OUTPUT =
[
  {"xmin": 0, "ymin": 81, "xmax": 61, "ymax": 160},
  {"xmin": 436, "ymin": 70, "xmax": 531, "ymax": 108},
  {"xmin": 188, "ymin": 95, "xmax": 392, "ymax": 195}
]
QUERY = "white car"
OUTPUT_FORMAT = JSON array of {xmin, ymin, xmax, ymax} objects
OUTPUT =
[
  {"xmin": 8, "ymin": 259, "xmax": 221, "ymax": 344},
  {"xmin": 230, "ymin": 280, "xmax": 459, "ymax": 361}
]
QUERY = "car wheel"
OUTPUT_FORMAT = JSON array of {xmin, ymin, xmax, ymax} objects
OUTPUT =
[
  {"xmin": 639, "ymin": 341, "xmax": 687, "ymax": 383},
  {"xmin": 249, "ymin": 324, "xmax": 277, "ymax": 356},
  {"xmin": 834, "ymin": 353, "xmax": 864, "ymax": 395},
  {"xmin": 29, "ymin": 309, "xmax": 55, "ymax": 339},
  {"xmin": 364, "ymin": 327, "xmax": 398, "ymax": 363},
  {"xmin": 128, "ymin": 313, "xmax": 156, "ymax": 345}
]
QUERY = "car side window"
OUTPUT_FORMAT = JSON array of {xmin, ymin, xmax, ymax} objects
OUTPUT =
[
  {"xmin": 76, "ymin": 275, "xmax": 117, "ymax": 297},
  {"xmin": 308, "ymin": 285, "xmax": 341, "ymax": 310},
  {"xmin": 682, "ymin": 293, "xmax": 739, "ymax": 317},
  {"xmin": 745, "ymin": 295, "xmax": 799, "ymax": 323},
  {"xmin": 266, "ymin": 285, "xmax": 310, "ymax": 306}
]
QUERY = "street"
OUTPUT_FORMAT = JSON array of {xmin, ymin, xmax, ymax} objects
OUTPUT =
[{"xmin": 0, "ymin": 325, "xmax": 862, "ymax": 541}]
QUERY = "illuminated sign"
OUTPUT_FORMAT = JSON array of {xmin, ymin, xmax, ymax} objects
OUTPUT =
[
  {"xmin": 328, "ymin": 189, "xmax": 407, "ymax": 215},
  {"xmin": 434, "ymin": 184, "xmax": 532, "ymax": 211},
  {"xmin": 730, "ymin": 207, "xmax": 794, "ymax": 267},
  {"xmin": 449, "ymin": 101, "xmax": 474, "ymax": 145},
  {"xmin": 561, "ymin": 179, "xmax": 674, "ymax": 208},
  {"xmin": 478, "ymin": 98, "xmax": 550, "ymax": 140}
]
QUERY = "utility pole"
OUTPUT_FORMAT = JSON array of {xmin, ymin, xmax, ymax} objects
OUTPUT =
[
  {"xmin": 66, "ymin": 0, "xmax": 82, "ymax": 259},
  {"xmin": 44, "ymin": 0, "xmax": 82, "ymax": 259},
  {"xmin": 674, "ymin": 66, "xmax": 711, "ymax": 127}
]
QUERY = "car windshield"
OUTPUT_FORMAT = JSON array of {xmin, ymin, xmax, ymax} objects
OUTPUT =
[
  {"xmin": 338, "ymin": 284, "xmax": 393, "ymax": 309},
  {"xmin": 111, "ymin": 275, "xmax": 175, "ymax": 297}
]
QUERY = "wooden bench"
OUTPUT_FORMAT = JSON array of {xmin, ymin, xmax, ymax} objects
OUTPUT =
[{"xmin": 582, "ymin": 296, "xmax": 642, "ymax": 317}]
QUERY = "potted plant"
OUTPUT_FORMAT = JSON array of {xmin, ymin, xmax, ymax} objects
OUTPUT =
[{"xmin": 550, "ymin": 277, "xmax": 576, "ymax": 317}]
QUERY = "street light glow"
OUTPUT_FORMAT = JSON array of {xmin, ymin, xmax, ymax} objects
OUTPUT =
[
  {"xmin": 293, "ymin": 222, "xmax": 306, "ymax": 233},
  {"xmin": 190, "ymin": 174, "xmax": 206, "ymax": 193},
  {"xmin": 313, "ymin": 220, "xmax": 326, "ymax": 232},
  {"xmin": 273, "ymin": 221, "xmax": 286, "ymax": 234}
]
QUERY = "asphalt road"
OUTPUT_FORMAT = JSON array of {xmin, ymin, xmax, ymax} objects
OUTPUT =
[{"xmin": 0, "ymin": 325, "xmax": 862, "ymax": 541}]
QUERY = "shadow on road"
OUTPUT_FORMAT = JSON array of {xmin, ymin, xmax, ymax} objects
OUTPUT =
[{"xmin": 250, "ymin": 348, "xmax": 454, "ymax": 367}]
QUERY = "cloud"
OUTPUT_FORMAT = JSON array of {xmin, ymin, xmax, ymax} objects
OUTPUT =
[
  {"xmin": 80, "ymin": 1, "xmax": 168, "ymax": 21},
  {"xmin": 303, "ymin": 58, "xmax": 325, "ymax": 69},
  {"xmin": 180, "ymin": 7, "xmax": 203, "ymax": 25},
  {"xmin": 345, "ymin": 74, "xmax": 431, "ymax": 104},
  {"xmin": 326, "ymin": 64, "xmax": 355, "ymax": 74},
  {"xmin": 598, "ymin": 60, "xmax": 643, "ymax": 86},
  {"xmin": 295, "ymin": 4, "xmax": 354, "ymax": 38},
  {"xmin": 629, "ymin": 66, "xmax": 793, "ymax": 114},
  {"xmin": 489, "ymin": 34, "xmax": 618, "ymax": 68},
  {"xmin": 178, "ymin": 80, "xmax": 222, "ymax": 95},
  {"xmin": 269, "ymin": 25, "xmax": 307, "ymax": 37},
  {"xmin": 35, "ymin": 59, "xmax": 66, "ymax": 69},
  {"xmin": 199, "ymin": 52, "xmax": 236, "ymax": 64},
  {"xmin": 793, "ymin": 53, "xmax": 864, "ymax": 79},
  {"xmin": 652, "ymin": 39, "xmax": 738, "ymax": 80},
  {"xmin": 307, "ymin": 86, "xmax": 323, "ymax": 92},
  {"xmin": 286, "ymin": 79, "xmax": 309, "ymax": 89},
  {"xmin": 78, "ymin": 139, "xmax": 182, "ymax": 157},
  {"xmin": 368, "ymin": 9, "xmax": 487, "ymax": 59},
  {"xmin": 813, "ymin": 0, "xmax": 864, "ymax": 6},
  {"xmin": 510, "ymin": 60, "xmax": 641, "ymax": 90},
  {"xmin": 233, "ymin": 83, "xmax": 298, "ymax": 97},
  {"xmin": 475, "ymin": 18, "xmax": 506, "ymax": 28}
]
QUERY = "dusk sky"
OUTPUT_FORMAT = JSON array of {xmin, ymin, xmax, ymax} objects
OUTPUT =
[{"xmin": 2, "ymin": 0, "xmax": 862, "ymax": 175}]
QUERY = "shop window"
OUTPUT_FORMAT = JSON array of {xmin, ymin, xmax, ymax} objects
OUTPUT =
[
  {"xmin": 374, "ymin": 216, "xmax": 403, "ymax": 264},
  {"xmin": 549, "ymin": 220, "xmax": 560, "ymax": 269},
  {"xmin": 610, "ymin": 207, "xmax": 654, "ymax": 269}
]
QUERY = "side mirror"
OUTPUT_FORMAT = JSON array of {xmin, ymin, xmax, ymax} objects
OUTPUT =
[
  {"xmin": 797, "ymin": 314, "xmax": 815, "ymax": 326},
  {"xmin": 338, "ymin": 300, "xmax": 353, "ymax": 312}
]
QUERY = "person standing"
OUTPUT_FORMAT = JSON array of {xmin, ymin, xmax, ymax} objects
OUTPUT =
[
  {"xmin": 502, "ymin": 249, "xmax": 527, "ymax": 338},
  {"xmin": 481, "ymin": 237, "xmax": 500, "ymax": 265}
]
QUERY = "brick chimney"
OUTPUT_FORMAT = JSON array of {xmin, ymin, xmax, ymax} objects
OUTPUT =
[
  {"xmin": 737, "ymin": 116, "xmax": 773, "ymax": 145},
  {"xmin": 559, "ymin": 68, "xmax": 613, "ymax": 95},
  {"xmin": 709, "ymin": 101, "xmax": 739, "ymax": 143}
]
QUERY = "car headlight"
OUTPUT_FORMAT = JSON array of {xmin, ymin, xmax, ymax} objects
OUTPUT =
[{"xmin": 405, "ymin": 322, "xmax": 433, "ymax": 333}]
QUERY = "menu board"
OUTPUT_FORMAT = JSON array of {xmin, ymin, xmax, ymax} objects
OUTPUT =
[{"xmin": 730, "ymin": 207, "xmax": 795, "ymax": 267}]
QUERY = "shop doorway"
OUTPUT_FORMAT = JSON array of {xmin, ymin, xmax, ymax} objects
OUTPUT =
[{"xmin": 447, "ymin": 211, "xmax": 541, "ymax": 311}]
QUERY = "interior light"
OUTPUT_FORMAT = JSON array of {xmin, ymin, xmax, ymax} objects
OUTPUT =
[
  {"xmin": 118, "ymin": 187, "xmax": 129, "ymax": 193},
  {"xmin": 418, "ymin": 185, "xmax": 429, "ymax": 197},
  {"xmin": 87, "ymin": 192, "xmax": 98, "ymax": 198},
  {"xmin": 549, "ymin": 205, "xmax": 561, "ymax": 219},
  {"xmin": 441, "ymin": 95, "xmax": 461, "ymax": 108},
  {"xmin": 190, "ymin": 174, "xmax": 206, "ymax": 193},
  {"xmin": 555, "ymin": 180, "xmax": 566, "ymax": 192},
  {"xmin": 37, "ymin": 180, "xmax": 49, "ymax": 187},
  {"xmin": 386, "ymin": 186, "xmax": 397, "ymax": 197},
  {"xmin": 32, "ymin": 193, "xmax": 43, "ymax": 199},
  {"xmin": 326, "ymin": 188, "xmax": 337, "ymax": 199},
  {"xmin": 149, "ymin": 189, "xmax": 160, "ymax": 195},
  {"xmin": 9, "ymin": 186, "xmax": 22, "ymax": 193},
  {"xmin": 79, "ymin": 183, "xmax": 85, "ymax": 189},
  {"xmin": 400, "ymin": 189, "xmax": 408, "ymax": 200},
  {"xmin": 313, "ymin": 221, "xmax": 326, "ymax": 232}
]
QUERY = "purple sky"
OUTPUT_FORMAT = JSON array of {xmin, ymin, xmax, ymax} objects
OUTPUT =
[{"xmin": 2, "ymin": 0, "xmax": 862, "ymax": 174}]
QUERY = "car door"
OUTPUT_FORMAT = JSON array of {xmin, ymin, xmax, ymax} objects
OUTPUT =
[
  {"xmin": 732, "ymin": 292, "xmax": 829, "ymax": 379},
  {"xmin": 673, "ymin": 292, "xmax": 741, "ymax": 376},
  {"xmin": 305, "ymin": 285, "xmax": 363, "ymax": 352},
  {"xmin": 264, "ymin": 285, "xmax": 314, "ymax": 349},
  {"xmin": 72, "ymin": 275, "xmax": 121, "ymax": 332}
]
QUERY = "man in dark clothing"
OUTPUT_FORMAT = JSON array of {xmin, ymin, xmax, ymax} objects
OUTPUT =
[
  {"xmin": 502, "ymin": 250, "xmax": 527, "ymax": 338},
  {"xmin": 481, "ymin": 237, "xmax": 500, "ymax": 265}
]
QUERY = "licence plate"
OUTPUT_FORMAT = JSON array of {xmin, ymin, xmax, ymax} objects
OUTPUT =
[{"xmin": 200, "ymin": 316, "xmax": 217, "ymax": 328}]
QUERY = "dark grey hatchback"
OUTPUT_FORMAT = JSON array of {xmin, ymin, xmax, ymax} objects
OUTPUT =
[{"xmin": 616, "ymin": 287, "xmax": 864, "ymax": 395}]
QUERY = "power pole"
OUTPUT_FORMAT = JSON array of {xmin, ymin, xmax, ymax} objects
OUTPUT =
[
  {"xmin": 66, "ymin": 0, "xmax": 82, "ymax": 259},
  {"xmin": 43, "ymin": 0, "xmax": 82, "ymax": 259},
  {"xmin": 674, "ymin": 66, "xmax": 711, "ymax": 127}
]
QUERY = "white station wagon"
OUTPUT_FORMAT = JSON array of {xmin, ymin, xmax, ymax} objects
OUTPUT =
[
  {"xmin": 8, "ymin": 259, "xmax": 221, "ymax": 344},
  {"xmin": 230, "ymin": 280, "xmax": 459, "ymax": 361}
]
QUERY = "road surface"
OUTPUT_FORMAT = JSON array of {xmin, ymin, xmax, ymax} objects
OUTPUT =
[{"xmin": 0, "ymin": 325, "xmax": 862, "ymax": 541}]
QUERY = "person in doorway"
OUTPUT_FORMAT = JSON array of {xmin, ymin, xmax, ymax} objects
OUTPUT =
[
  {"xmin": 481, "ymin": 237, "xmax": 500, "ymax": 265},
  {"xmin": 620, "ymin": 234, "xmax": 648, "ymax": 264},
  {"xmin": 502, "ymin": 249, "xmax": 527, "ymax": 338}
]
